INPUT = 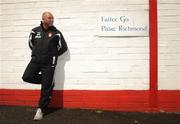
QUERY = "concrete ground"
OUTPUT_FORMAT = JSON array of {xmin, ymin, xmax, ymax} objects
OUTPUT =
[{"xmin": 0, "ymin": 106, "xmax": 180, "ymax": 124}]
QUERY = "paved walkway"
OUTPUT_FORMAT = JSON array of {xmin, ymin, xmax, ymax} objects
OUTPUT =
[{"xmin": 0, "ymin": 106, "xmax": 180, "ymax": 124}]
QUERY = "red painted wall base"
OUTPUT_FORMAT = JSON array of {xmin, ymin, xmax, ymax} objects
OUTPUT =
[{"xmin": 0, "ymin": 89, "xmax": 180, "ymax": 112}]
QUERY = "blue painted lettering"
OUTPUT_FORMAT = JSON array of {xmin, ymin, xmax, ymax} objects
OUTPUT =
[
  {"xmin": 101, "ymin": 26, "xmax": 116, "ymax": 31},
  {"xmin": 119, "ymin": 16, "xmax": 129, "ymax": 23},
  {"xmin": 101, "ymin": 16, "xmax": 118, "ymax": 22}
]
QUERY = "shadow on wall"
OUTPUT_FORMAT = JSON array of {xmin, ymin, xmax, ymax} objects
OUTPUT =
[{"xmin": 49, "ymin": 49, "xmax": 70, "ymax": 108}]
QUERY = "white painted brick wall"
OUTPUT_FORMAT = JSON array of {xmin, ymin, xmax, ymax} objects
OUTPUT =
[
  {"xmin": 0, "ymin": 3, "xmax": 3, "ymax": 86},
  {"xmin": 158, "ymin": 0, "xmax": 180, "ymax": 90},
  {"xmin": 0, "ymin": 0, "xmax": 149, "ymax": 90}
]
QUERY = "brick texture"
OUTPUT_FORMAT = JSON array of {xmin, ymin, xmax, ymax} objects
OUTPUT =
[
  {"xmin": 158, "ymin": 0, "xmax": 180, "ymax": 90},
  {"xmin": 0, "ymin": 0, "xmax": 149, "ymax": 90}
]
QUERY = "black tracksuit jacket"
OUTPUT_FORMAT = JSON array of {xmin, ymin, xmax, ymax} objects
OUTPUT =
[{"xmin": 29, "ymin": 23, "xmax": 68, "ymax": 64}]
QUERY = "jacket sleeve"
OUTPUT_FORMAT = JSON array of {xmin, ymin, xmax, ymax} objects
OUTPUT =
[
  {"xmin": 28, "ymin": 30, "xmax": 35, "ymax": 50},
  {"xmin": 56, "ymin": 32, "xmax": 68, "ymax": 56}
]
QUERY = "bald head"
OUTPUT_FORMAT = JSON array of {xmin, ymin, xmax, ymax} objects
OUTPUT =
[
  {"xmin": 42, "ymin": 12, "xmax": 54, "ymax": 29},
  {"xmin": 42, "ymin": 12, "xmax": 54, "ymax": 20}
]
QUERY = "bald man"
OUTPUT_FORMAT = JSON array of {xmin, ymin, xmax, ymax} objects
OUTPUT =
[{"xmin": 22, "ymin": 12, "xmax": 68, "ymax": 120}]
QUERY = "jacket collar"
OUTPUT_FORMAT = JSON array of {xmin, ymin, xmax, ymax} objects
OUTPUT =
[{"xmin": 40, "ymin": 21, "xmax": 57, "ymax": 31}]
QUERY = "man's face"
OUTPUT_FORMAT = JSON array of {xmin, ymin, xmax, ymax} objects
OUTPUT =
[{"xmin": 42, "ymin": 12, "xmax": 54, "ymax": 27}]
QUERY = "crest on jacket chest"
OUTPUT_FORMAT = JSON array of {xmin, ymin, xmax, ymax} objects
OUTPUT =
[{"xmin": 48, "ymin": 32, "xmax": 52, "ymax": 38}]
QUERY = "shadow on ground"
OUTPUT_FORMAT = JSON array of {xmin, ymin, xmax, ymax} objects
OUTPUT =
[{"xmin": 0, "ymin": 106, "xmax": 180, "ymax": 124}]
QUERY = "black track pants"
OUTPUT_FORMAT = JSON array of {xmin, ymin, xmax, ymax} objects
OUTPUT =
[{"xmin": 22, "ymin": 61, "xmax": 55, "ymax": 112}]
